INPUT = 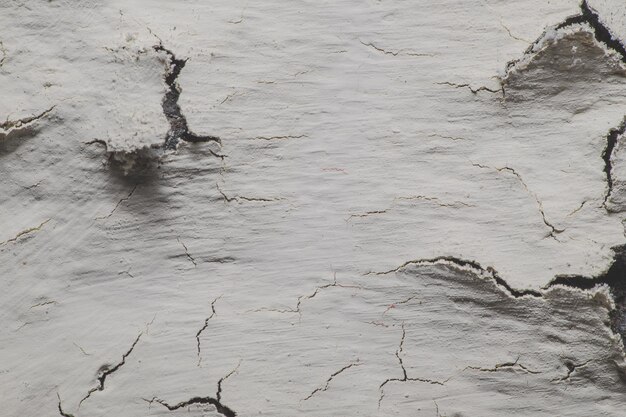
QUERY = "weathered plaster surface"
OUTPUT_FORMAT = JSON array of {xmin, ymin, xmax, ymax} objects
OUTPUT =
[{"xmin": 2, "ymin": 1, "xmax": 626, "ymax": 416}]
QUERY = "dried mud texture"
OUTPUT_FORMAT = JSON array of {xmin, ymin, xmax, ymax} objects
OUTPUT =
[{"xmin": 2, "ymin": 1, "xmax": 626, "ymax": 416}]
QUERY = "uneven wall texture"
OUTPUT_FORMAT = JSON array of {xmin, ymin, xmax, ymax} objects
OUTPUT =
[{"xmin": 2, "ymin": 1, "xmax": 626, "ymax": 416}]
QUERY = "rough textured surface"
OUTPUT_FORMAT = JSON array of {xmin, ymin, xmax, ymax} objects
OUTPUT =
[{"xmin": 2, "ymin": 1, "xmax": 626, "ymax": 416}]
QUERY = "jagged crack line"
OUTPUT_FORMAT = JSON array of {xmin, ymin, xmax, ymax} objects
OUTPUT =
[
  {"xmin": 216, "ymin": 183, "xmax": 281, "ymax": 203},
  {"xmin": 369, "ymin": 256, "xmax": 542, "ymax": 298},
  {"xmin": 602, "ymin": 119, "xmax": 626, "ymax": 208},
  {"xmin": 95, "ymin": 185, "xmax": 138, "ymax": 221},
  {"xmin": 0, "ymin": 218, "xmax": 51, "ymax": 246},
  {"xmin": 473, "ymin": 163, "xmax": 564, "ymax": 240},
  {"xmin": 154, "ymin": 44, "xmax": 221, "ymax": 150},
  {"xmin": 379, "ymin": 324, "xmax": 446, "ymax": 408},
  {"xmin": 1, "ymin": 106, "xmax": 55, "ymax": 132},
  {"xmin": 557, "ymin": 0, "xmax": 626, "ymax": 63},
  {"xmin": 178, "ymin": 238, "xmax": 197, "ymax": 267},
  {"xmin": 551, "ymin": 359, "xmax": 592, "ymax": 382},
  {"xmin": 303, "ymin": 361, "xmax": 361, "ymax": 401},
  {"xmin": 79, "ymin": 332, "xmax": 143, "ymax": 407},
  {"xmin": 147, "ymin": 367, "xmax": 239, "ymax": 417},
  {"xmin": 56, "ymin": 393, "xmax": 75, "ymax": 417},
  {"xmin": 196, "ymin": 296, "xmax": 220, "ymax": 365},
  {"xmin": 217, "ymin": 362, "xmax": 241, "ymax": 403},
  {"xmin": 545, "ymin": 245, "xmax": 626, "ymax": 341},
  {"xmin": 359, "ymin": 40, "xmax": 433, "ymax": 57},
  {"xmin": 150, "ymin": 396, "xmax": 236, "ymax": 417},
  {"xmin": 465, "ymin": 356, "xmax": 541, "ymax": 374},
  {"xmin": 437, "ymin": 81, "xmax": 502, "ymax": 95},
  {"xmin": 256, "ymin": 273, "xmax": 360, "ymax": 318}
]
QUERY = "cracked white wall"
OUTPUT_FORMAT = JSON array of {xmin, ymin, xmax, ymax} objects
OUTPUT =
[{"xmin": 1, "ymin": 1, "xmax": 626, "ymax": 416}]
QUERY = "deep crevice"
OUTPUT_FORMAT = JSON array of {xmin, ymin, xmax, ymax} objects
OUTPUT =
[
  {"xmin": 147, "ymin": 365, "xmax": 239, "ymax": 417},
  {"xmin": 153, "ymin": 44, "xmax": 221, "ymax": 151},
  {"xmin": 151, "ymin": 396, "xmax": 236, "ymax": 417},
  {"xmin": 373, "ymin": 256, "xmax": 542, "ymax": 298},
  {"xmin": 546, "ymin": 245, "xmax": 626, "ymax": 341},
  {"xmin": 557, "ymin": 0, "xmax": 626, "ymax": 63},
  {"xmin": 601, "ymin": 119, "xmax": 626, "ymax": 208},
  {"xmin": 79, "ymin": 332, "xmax": 143, "ymax": 406},
  {"xmin": 57, "ymin": 394, "xmax": 74, "ymax": 417}
]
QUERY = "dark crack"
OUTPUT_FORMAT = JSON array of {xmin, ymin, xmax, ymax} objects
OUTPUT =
[
  {"xmin": 57, "ymin": 393, "xmax": 75, "ymax": 417},
  {"xmin": 303, "ymin": 361, "xmax": 361, "ymax": 401},
  {"xmin": 601, "ymin": 118, "xmax": 626, "ymax": 209},
  {"xmin": 149, "ymin": 396, "xmax": 236, "ymax": 417},
  {"xmin": 253, "ymin": 134, "xmax": 308, "ymax": 141},
  {"xmin": 302, "ymin": 359, "xmax": 361, "ymax": 401},
  {"xmin": 216, "ymin": 363, "xmax": 240, "ymax": 403},
  {"xmin": 153, "ymin": 44, "xmax": 221, "ymax": 151},
  {"xmin": 378, "ymin": 324, "xmax": 447, "ymax": 407},
  {"xmin": 216, "ymin": 183, "xmax": 282, "ymax": 203},
  {"xmin": 177, "ymin": 237, "xmax": 197, "ymax": 267},
  {"xmin": 0, "ymin": 106, "xmax": 55, "ymax": 132},
  {"xmin": 253, "ymin": 273, "xmax": 361, "ymax": 319},
  {"xmin": 465, "ymin": 356, "xmax": 541, "ymax": 374},
  {"xmin": 504, "ymin": 0, "xmax": 626, "ymax": 83},
  {"xmin": 79, "ymin": 332, "xmax": 143, "ymax": 407},
  {"xmin": 551, "ymin": 359, "xmax": 592, "ymax": 382},
  {"xmin": 369, "ymin": 256, "xmax": 542, "ymax": 298},
  {"xmin": 557, "ymin": 0, "xmax": 626, "ymax": 63},
  {"xmin": 377, "ymin": 247, "xmax": 626, "ymax": 347},
  {"xmin": 546, "ymin": 245, "xmax": 626, "ymax": 342},
  {"xmin": 437, "ymin": 81, "xmax": 502, "ymax": 95},
  {"xmin": 145, "ymin": 366, "xmax": 238, "ymax": 417},
  {"xmin": 196, "ymin": 296, "xmax": 220, "ymax": 366}
]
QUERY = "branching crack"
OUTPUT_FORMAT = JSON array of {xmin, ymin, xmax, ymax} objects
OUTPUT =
[
  {"xmin": 551, "ymin": 359, "xmax": 592, "ymax": 382},
  {"xmin": 303, "ymin": 360, "xmax": 361, "ymax": 401},
  {"xmin": 154, "ymin": 43, "xmax": 222, "ymax": 151},
  {"xmin": 94, "ymin": 185, "xmax": 137, "ymax": 221},
  {"xmin": 378, "ymin": 324, "xmax": 447, "ymax": 408},
  {"xmin": 147, "ymin": 396, "xmax": 236, "ymax": 417},
  {"xmin": 0, "ymin": 218, "xmax": 51, "ymax": 246},
  {"xmin": 196, "ymin": 296, "xmax": 221, "ymax": 366},
  {"xmin": 0, "ymin": 40, "xmax": 6, "ymax": 68},
  {"xmin": 79, "ymin": 332, "xmax": 143, "ymax": 407},
  {"xmin": 144, "ymin": 366, "xmax": 238, "ymax": 417},
  {"xmin": 472, "ymin": 163, "xmax": 564, "ymax": 240},
  {"xmin": 253, "ymin": 273, "xmax": 361, "ymax": 319}
]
